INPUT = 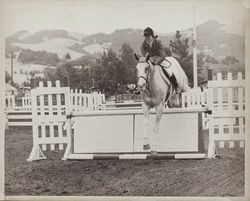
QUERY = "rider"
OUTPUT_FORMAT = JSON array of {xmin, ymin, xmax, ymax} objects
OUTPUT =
[{"xmin": 140, "ymin": 27, "xmax": 181, "ymax": 93}]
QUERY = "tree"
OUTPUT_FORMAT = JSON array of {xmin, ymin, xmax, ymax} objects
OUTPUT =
[
  {"xmin": 93, "ymin": 48, "xmax": 123, "ymax": 96},
  {"xmin": 120, "ymin": 43, "xmax": 137, "ymax": 84},
  {"xmin": 54, "ymin": 62, "xmax": 79, "ymax": 87},
  {"xmin": 197, "ymin": 52, "xmax": 219, "ymax": 84},
  {"xmin": 91, "ymin": 58, "xmax": 105, "ymax": 92},
  {"xmin": 43, "ymin": 67, "xmax": 56, "ymax": 82},
  {"xmin": 221, "ymin": 56, "xmax": 239, "ymax": 66},
  {"xmin": 5, "ymin": 71, "xmax": 11, "ymax": 83},
  {"xmin": 18, "ymin": 49, "xmax": 60, "ymax": 66},
  {"xmin": 197, "ymin": 52, "xmax": 219, "ymax": 67},
  {"xmin": 22, "ymin": 81, "xmax": 31, "ymax": 87},
  {"xmin": 73, "ymin": 56, "xmax": 99, "ymax": 91},
  {"xmin": 169, "ymin": 30, "xmax": 189, "ymax": 62},
  {"xmin": 65, "ymin": 53, "xmax": 71, "ymax": 60},
  {"xmin": 29, "ymin": 69, "xmax": 41, "ymax": 78},
  {"xmin": 103, "ymin": 48, "xmax": 119, "ymax": 94}
]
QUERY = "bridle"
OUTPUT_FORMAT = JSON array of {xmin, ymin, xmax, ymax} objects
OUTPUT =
[
  {"xmin": 137, "ymin": 60, "xmax": 151, "ymax": 90},
  {"xmin": 136, "ymin": 59, "xmax": 172, "ymax": 103}
]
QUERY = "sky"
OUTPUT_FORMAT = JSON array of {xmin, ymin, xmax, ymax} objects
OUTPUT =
[{"xmin": 3, "ymin": 0, "xmax": 248, "ymax": 36}]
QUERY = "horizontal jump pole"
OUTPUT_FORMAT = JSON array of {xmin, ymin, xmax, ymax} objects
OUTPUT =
[
  {"xmin": 67, "ymin": 107, "xmax": 209, "ymax": 118},
  {"xmin": 104, "ymin": 101, "xmax": 142, "ymax": 107},
  {"xmin": 67, "ymin": 153, "xmax": 206, "ymax": 160}
]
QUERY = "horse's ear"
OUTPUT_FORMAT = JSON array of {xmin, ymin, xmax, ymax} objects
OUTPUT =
[{"xmin": 134, "ymin": 54, "xmax": 140, "ymax": 61}]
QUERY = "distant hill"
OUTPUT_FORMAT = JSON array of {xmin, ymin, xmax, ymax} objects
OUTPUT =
[
  {"xmin": 80, "ymin": 28, "xmax": 173, "ymax": 54},
  {"xmin": 193, "ymin": 20, "xmax": 244, "ymax": 62},
  {"xmin": 6, "ymin": 20, "xmax": 245, "ymax": 62}
]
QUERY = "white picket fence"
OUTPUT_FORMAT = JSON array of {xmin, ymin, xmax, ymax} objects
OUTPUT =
[
  {"xmin": 181, "ymin": 72, "xmax": 245, "ymax": 157},
  {"xmin": 181, "ymin": 87, "xmax": 208, "ymax": 130},
  {"xmin": 5, "ymin": 94, "xmax": 32, "ymax": 111},
  {"xmin": 5, "ymin": 94, "xmax": 15, "ymax": 109},
  {"xmin": 70, "ymin": 89, "xmax": 105, "ymax": 112},
  {"xmin": 182, "ymin": 88, "xmax": 207, "ymax": 108},
  {"xmin": 21, "ymin": 93, "xmax": 32, "ymax": 111},
  {"xmin": 5, "ymin": 82, "xmax": 105, "ymax": 128},
  {"xmin": 5, "ymin": 94, "xmax": 32, "ymax": 128},
  {"xmin": 207, "ymin": 72, "xmax": 245, "ymax": 158}
]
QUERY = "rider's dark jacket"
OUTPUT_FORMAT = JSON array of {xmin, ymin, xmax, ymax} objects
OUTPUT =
[{"xmin": 140, "ymin": 37, "xmax": 166, "ymax": 65}]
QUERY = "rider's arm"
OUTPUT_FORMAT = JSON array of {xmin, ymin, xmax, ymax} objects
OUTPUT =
[
  {"xmin": 140, "ymin": 45, "xmax": 145, "ymax": 57},
  {"xmin": 140, "ymin": 41, "xmax": 149, "ymax": 58}
]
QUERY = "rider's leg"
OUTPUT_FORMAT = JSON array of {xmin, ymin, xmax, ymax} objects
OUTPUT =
[
  {"xmin": 163, "ymin": 68, "xmax": 181, "ymax": 94},
  {"xmin": 169, "ymin": 74, "xmax": 181, "ymax": 93}
]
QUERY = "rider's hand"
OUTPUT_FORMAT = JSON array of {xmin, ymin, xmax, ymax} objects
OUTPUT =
[
  {"xmin": 145, "ymin": 53, "xmax": 150, "ymax": 61},
  {"xmin": 149, "ymin": 58, "xmax": 156, "ymax": 65}
]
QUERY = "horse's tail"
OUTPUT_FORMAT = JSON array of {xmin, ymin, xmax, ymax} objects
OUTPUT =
[
  {"xmin": 181, "ymin": 70, "xmax": 191, "ymax": 92},
  {"xmin": 170, "ymin": 57, "xmax": 190, "ymax": 92}
]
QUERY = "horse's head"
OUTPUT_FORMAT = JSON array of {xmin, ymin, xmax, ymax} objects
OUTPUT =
[{"xmin": 135, "ymin": 55, "xmax": 154, "ymax": 91}]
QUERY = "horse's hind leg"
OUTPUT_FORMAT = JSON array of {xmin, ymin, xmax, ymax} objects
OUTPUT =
[
  {"xmin": 152, "ymin": 102, "xmax": 164, "ymax": 154},
  {"xmin": 142, "ymin": 103, "xmax": 150, "ymax": 150}
]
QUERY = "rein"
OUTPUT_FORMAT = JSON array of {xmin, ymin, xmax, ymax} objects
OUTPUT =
[{"xmin": 137, "ymin": 60, "xmax": 151, "ymax": 90}]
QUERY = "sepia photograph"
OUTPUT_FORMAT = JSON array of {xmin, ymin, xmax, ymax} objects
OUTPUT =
[{"xmin": 1, "ymin": 0, "xmax": 249, "ymax": 200}]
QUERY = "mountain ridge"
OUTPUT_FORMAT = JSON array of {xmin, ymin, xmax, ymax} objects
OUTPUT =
[{"xmin": 6, "ymin": 20, "xmax": 245, "ymax": 62}]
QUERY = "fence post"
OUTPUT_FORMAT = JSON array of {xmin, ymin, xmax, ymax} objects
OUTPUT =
[{"xmin": 208, "ymin": 69, "xmax": 213, "ymax": 81}]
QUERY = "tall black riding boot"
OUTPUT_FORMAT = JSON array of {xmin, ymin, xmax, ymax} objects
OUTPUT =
[{"xmin": 170, "ymin": 74, "xmax": 181, "ymax": 93}]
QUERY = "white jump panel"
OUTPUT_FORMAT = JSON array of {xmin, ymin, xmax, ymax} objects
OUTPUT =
[
  {"xmin": 134, "ymin": 113, "xmax": 199, "ymax": 152},
  {"xmin": 71, "ymin": 109, "xmax": 205, "ymax": 155},
  {"xmin": 74, "ymin": 115, "xmax": 134, "ymax": 153}
]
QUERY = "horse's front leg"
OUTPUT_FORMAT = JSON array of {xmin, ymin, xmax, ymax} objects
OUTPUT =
[
  {"xmin": 151, "ymin": 102, "xmax": 164, "ymax": 154},
  {"xmin": 153, "ymin": 102, "xmax": 164, "ymax": 133},
  {"xmin": 142, "ymin": 103, "xmax": 150, "ymax": 150}
]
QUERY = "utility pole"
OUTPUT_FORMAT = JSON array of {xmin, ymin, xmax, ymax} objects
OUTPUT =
[
  {"xmin": 11, "ymin": 51, "xmax": 14, "ymax": 86},
  {"xmin": 192, "ymin": 4, "xmax": 198, "ymax": 88}
]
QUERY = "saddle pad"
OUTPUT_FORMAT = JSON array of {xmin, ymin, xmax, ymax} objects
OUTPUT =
[{"xmin": 160, "ymin": 57, "xmax": 189, "ymax": 91}]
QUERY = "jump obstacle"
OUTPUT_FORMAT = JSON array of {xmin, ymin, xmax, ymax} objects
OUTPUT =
[
  {"xmin": 26, "ymin": 80, "xmax": 209, "ymax": 161},
  {"xmin": 22, "ymin": 72, "xmax": 245, "ymax": 161},
  {"xmin": 65, "ymin": 108, "xmax": 208, "ymax": 160}
]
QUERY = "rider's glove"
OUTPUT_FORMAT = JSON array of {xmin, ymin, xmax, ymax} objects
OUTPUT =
[
  {"xmin": 145, "ymin": 53, "xmax": 150, "ymax": 61},
  {"xmin": 149, "ymin": 57, "xmax": 156, "ymax": 65}
]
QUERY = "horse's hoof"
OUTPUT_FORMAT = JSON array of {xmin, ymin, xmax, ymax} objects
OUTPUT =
[
  {"xmin": 143, "ymin": 144, "xmax": 150, "ymax": 150},
  {"xmin": 150, "ymin": 150, "xmax": 158, "ymax": 156}
]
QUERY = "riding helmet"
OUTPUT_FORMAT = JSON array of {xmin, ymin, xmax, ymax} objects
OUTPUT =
[{"xmin": 143, "ymin": 27, "xmax": 154, "ymax": 37}]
